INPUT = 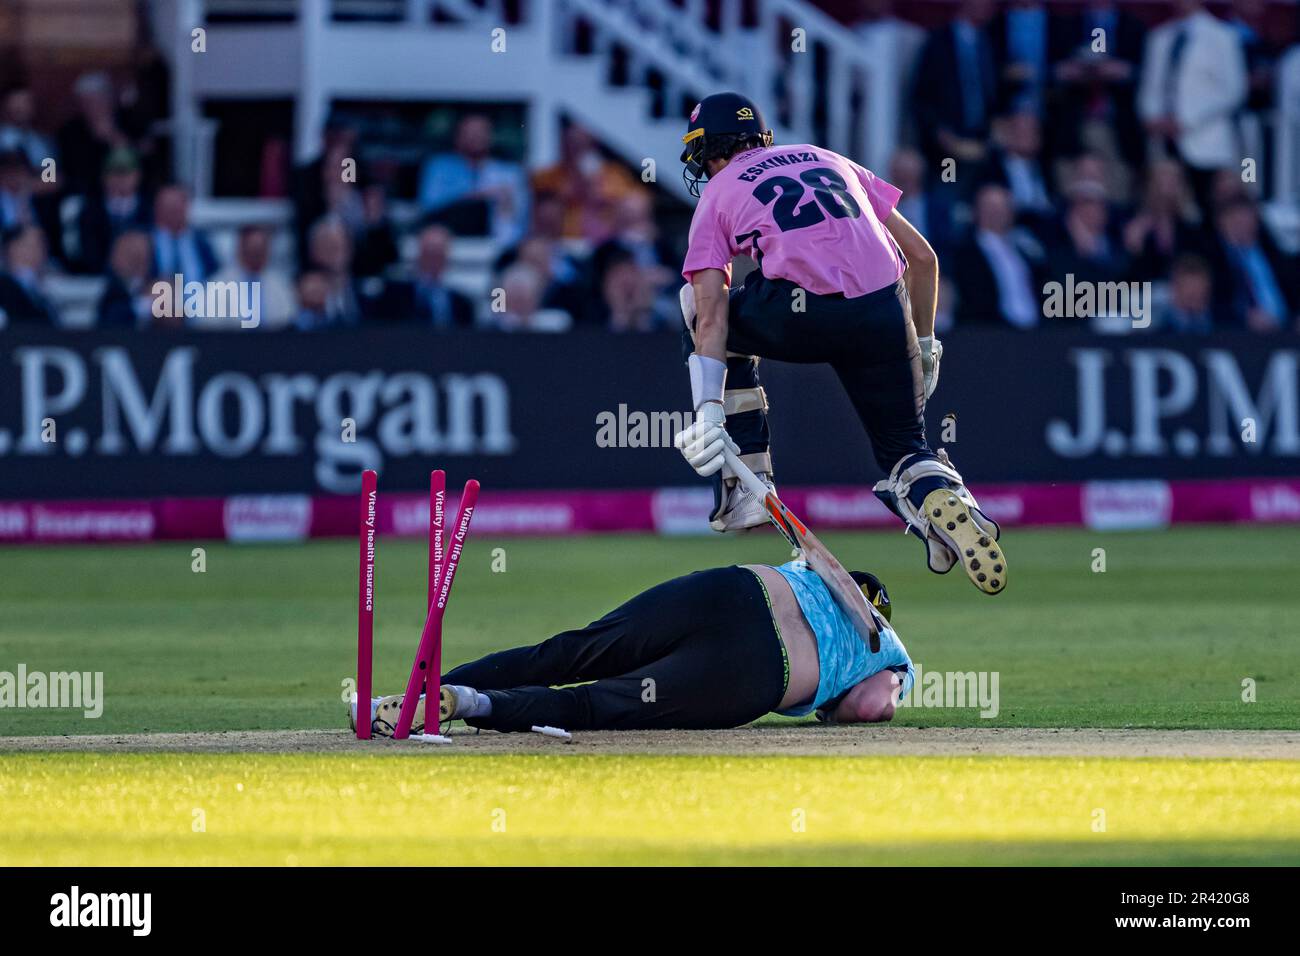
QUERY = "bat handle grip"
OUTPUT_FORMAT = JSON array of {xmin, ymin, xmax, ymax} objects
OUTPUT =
[{"xmin": 721, "ymin": 447, "xmax": 770, "ymax": 500}]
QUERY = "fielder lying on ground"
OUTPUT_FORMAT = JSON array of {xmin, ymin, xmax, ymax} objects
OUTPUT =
[{"xmin": 352, "ymin": 560, "xmax": 913, "ymax": 735}]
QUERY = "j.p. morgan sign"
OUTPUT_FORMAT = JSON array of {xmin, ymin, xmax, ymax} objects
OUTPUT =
[
  {"xmin": 1047, "ymin": 347, "xmax": 1298, "ymax": 459},
  {"xmin": 1, "ymin": 333, "xmax": 516, "ymax": 495},
  {"xmin": 0, "ymin": 328, "xmax": 1295, "ymax": 497}
]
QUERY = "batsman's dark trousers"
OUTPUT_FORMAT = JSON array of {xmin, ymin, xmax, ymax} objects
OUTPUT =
[
  {"xmin": 682, "ymin": 273, "xmax": 930, "ymax": 474},
  {"xmin": 442, "ymin": 567, "xmax": 788, "ymax": 731}
]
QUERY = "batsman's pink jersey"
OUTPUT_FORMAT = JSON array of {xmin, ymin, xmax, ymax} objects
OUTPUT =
[{"xmin": 681, "ymin": 144, "xmax": 905, "ymax": 298}]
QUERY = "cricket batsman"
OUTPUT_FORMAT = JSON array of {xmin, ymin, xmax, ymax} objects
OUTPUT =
[
  {"xmin": 353, "ymin": 560, "xmax": 911, "ymax": 734},
  {"xmin": 672, "ymin": 91, "xmax": 1007, "ymax": 595}
]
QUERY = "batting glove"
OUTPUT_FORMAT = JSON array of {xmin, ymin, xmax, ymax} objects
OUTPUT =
[
  {"xmin": 918, "ymin": 335, "xmax": 943, "ymax": 400},
  {"xmin": 674, "ymin": 401, "xmax": 737, "ymax": 478}
]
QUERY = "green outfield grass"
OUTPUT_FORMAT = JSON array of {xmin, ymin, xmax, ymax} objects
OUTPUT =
[
  {"xmin": 2, "ymin": 752, "xmax": 1297, "ymax": 866},
  {"xmin": 1, "ymin": 526, "xmax": 1296, "ymax": 735}
]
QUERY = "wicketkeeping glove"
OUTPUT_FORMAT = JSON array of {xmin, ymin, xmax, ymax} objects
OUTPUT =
[
  {"xmin": 674, "ymin": 402, "xmax": 737, "ymax": 478},
  {"xmin": 918, "ymin": 335, "xmax": 942, "ymax": 400}
]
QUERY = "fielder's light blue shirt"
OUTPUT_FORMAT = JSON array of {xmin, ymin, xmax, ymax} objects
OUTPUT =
[{"xmin": 772, "ymin": 560, "xmax": 914, "ymax": 716}]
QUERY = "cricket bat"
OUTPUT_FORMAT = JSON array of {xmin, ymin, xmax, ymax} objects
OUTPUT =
[{"xmin": 721, "ymin": 448, "xmax": 881, "ymax": 653}]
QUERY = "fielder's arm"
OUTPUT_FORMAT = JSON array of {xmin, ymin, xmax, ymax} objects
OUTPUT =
[
  {"xmin": 884, "ymin": 209, "xmax": 938, "ymax": 339},
  {"xmin": 690, "ymin": 268, "xmax": 730, "ymax": 364}
]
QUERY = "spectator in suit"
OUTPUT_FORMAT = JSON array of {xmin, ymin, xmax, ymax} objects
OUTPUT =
[
  {"xmin": 495, "ymin": 234, "xmax": 586, "ymax": 324},
  {"xmin": 1049, "ymin": 0, "xmax": 1145, "ymax": 166},
  {"xmin": 151, "ymin": 184, "xmax": 219, "ymax": 285},
  {"xmin": 493, "ymin": 188, "xmax": 588, "ymax": 302},
  {"xmin": 351, "ymin": 183, "xmax": 400, "ymax": 279},
  {"xmin": 486, "ymin": 261, "xmax": 571, "ymax": 333},
  {"xmin": 0, "ymin": 86, "xmax": 56, "ymax": 171},
  {"xmin": 1155, "ymin": 254, "xmax": 1219, "ymax": 333},
  {"xmin": 0, "ymin": 149, "xmax": 61, "ymax": 262},
  {"xmin": 1121, "ymin": 158, "xmax": 1208, "ymax": 281},
  {"xmin": 374, "ymin": 224, "xmax": 475, "ymax": 328},
  {"xmin": 1064, "ymin": 151, "xmax": 1132, "ymax": 221},
  {"xmin": 591, "ymin": 190, "xmax": 678, "ymax": 326},
  {"xmin": 291, "ymin": 127, "xmax": 394, "ymax": 280},
  {"xmin": 0, "ymin": 150, "xmax": 38, "ymax": 232},
  {"xmin": 419, "ymin": 114, "xmax": 528, "ymax": 246},
  {"xmin": 301, "ymin": 216, "xmax": 362, "ymax": 327},
  {"xmin": 291, "ymin": 119, "xmax": 358, "ymax": 262},
  {"xmin": 116, "ymin": 41, "xmax": 173, "ymax": 186},
  {"xmin": 207, "ymin": 224, "xmax": 296, "ymax": 330},
  {"xmin": 0, "ymin": 225, "xmax": 58, "ymax": 326},
  {"xmin": 1208, "ymin": 195, "xmax": 1298, "ymax": 332},
  {"xmin": 1208, "ymin": 167, "xmax": 1254, "ymax": 211},
  {"xmin": 592, "ymin": 191, "xmax": 673, "ymax": 280},
  {"xmin": 77, "ymin": 147, "xmax": 151, "ymax": 275},
  {"xmin": 1229, "ymin": 0, "xmax": 1285, "ymax": 118},
  {"xmin": 977, "ymin": 111, "xmax": 1055, "ymax": 238},
  {"xmin": 1138, "ymin": 0, "xmax": 1248, "ymax": 217},
  {"xmin": 588, "ymin": 246, "xmax": 667, "ymax": 333},
  {"xmin": 96, "ymin": 230, "xmax": 156, "ymax": 329},
  {"xmin": 56, "ymin": 72, "xmax": 129, "ymax": 197},
  {"xmin": 889, "ymin": 149, "xmax": 929, "ymax": 234},
  {"xmin": 913, "ymin": 0, "xmax": 999, "ymax": 168},
  {"xmin": 991, "ymin": 0, "xmax": 1051, "ymax": 115},
  {"xmin": 1049, "ymin": 179, "xmax": 1128, "ymax": 289},
  {"xmin": 294, "ymin": 270, "xmax": 335, "ymax": 331},
  {"xmin": 950, "ymin": 184, "xmax": 1045, "ymax": 328},
  {"xmin": 887, "ymin": 147, "xmax": 957, "ymax": 260}
]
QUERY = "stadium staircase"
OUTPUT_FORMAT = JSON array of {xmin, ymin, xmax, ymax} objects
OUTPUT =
[
  {"xmin": 172, "ymin": 0, "xmax": 895, "ymax": 203},
  {"xmin": 57, "ymin": 0, "xmax": 895, "ymax": 326}
]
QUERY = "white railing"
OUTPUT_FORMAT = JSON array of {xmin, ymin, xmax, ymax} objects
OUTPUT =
[
  {"xmin": 549, "ymin": 0, "xmax": 891, "ymax": 163},
  {"xmin": 191, "ymin": 0, "xmax": 893, "ymax": 166}
]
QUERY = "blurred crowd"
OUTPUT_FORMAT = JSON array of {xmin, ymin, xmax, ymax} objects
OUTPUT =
[
  {"xmin": 1, "ymin": 0, "xmax": 1298, "ymax": 334},
  {"xmin": 863, "ymin": 0, "xmax": 1300, "ymax": 333},
  {"xmin": 287, "ymin": 116, "xmax": 679, "ymax": 334},
  {"xmin": 0, "ymin": 69, "xmax": 679, "ymax": 333}
]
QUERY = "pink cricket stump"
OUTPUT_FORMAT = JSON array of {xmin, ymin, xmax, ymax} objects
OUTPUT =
[
  {"xmin": 427, "ymin": 471, "xmax": 447, "ymax": 728},
  {"xmin": 355, "ymin": 469, "xmax": 378, "ymax": 739},
  {"xmin": 429, "ymin": 470, "xmax": 445, "ymax": 609},
  {"xmin": 393, "ymin": 479, "xmax": 480, "ymax": 739}
]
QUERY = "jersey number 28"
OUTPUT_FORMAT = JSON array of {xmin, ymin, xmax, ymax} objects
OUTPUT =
[{"xmin": 751, "ymin": 167, "xmax": 862, "ymax": 232}]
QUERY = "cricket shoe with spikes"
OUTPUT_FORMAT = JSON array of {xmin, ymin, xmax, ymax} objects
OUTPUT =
[
  {"xmin": 921, "ymin": 489, "xmax": 1007, "ymax": 595},
  {"xmin": 710, "ymin": 471, "xmax": 776, "ymax": 532},
  {"xmin": 438, "ymin": 684, "xmax": 480, "ymax": 723},
  {"xmin": 873, "ymin": 449, "xmax": 1007, "ymax": 595},
  {"xmin": 367, "ymin": 693, "xmax": 428, "ymax": 737}
]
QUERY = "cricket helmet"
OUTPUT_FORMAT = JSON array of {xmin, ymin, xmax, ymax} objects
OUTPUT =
[
  {"xmin": 680, "ymin": 91, "xmax": 773, "ymax": 197},
  {"xmin": 849, "ymin": 570, "xmax": 892, "ymax": 624}
]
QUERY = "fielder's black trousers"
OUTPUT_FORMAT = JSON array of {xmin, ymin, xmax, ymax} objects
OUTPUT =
[{"xmin": 442, "ymin": 567, "xmax": 788, "ymax": 731}]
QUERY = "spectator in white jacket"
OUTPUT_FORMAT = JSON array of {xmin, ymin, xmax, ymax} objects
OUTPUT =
[{"xmin": 1138, "ymin": 0, "xmax": 1248, "ymax": 218}]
